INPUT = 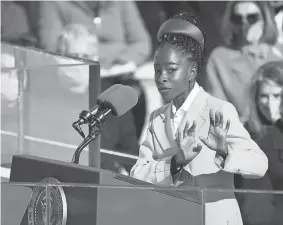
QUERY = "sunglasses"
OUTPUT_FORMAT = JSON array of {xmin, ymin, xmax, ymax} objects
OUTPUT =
[{"xmin": 231, "ymin": 13, "xmax": 261, "ymax": 25}]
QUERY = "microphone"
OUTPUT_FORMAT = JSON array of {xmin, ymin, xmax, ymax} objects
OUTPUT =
[
  {"xmin": 76, "ymin": 84, "xmax": 123, "ymax": 125},
  {"xmin": 72, "ymin": 84, "xmax": 138, "ymax": 138}
]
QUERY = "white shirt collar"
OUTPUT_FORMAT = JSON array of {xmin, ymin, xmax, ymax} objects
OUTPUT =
[{"xmin": 171, "ymin": 82, "xmax": 200, "ymax": 115}]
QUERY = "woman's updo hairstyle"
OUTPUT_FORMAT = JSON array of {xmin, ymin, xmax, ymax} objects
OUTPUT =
[{"xmin": 156, "ymin": 12, "xmax": 206, "ymax": 72}]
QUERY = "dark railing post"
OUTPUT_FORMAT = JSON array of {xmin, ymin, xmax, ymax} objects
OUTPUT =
[{"xmin": 88, "ymin": 63, "xmax": 101, "ymax": 168}]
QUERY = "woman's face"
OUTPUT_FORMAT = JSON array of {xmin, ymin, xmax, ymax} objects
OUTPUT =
[
  {"xmin": 232, "ymin": 2, "xmax": 264, "ymax": 45},
  {"xmin": 257, "ymin": 80, "xmax": 282, "ymax": 122},
  {"xmin": 154, "ymin": 45, "xmax": 195, "ymax": 103}
]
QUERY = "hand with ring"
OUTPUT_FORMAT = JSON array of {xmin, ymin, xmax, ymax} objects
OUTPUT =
[{"xmin": 175, "ymin": 120, "xmax": 202, "ymax": 165}]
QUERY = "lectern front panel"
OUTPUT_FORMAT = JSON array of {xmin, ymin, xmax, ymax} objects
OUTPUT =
[{"xmin": 9, "ymin": 155, "xmax": 203, "ymax": 225}]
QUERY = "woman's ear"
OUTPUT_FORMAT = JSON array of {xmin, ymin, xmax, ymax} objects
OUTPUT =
[{"xmin": 189, "ymin": 64, "xmax": 198, "ymax": 81}]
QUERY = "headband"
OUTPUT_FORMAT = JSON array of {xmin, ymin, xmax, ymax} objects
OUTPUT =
[{"xmin": 157, "ymin": 19, "xmax": 204, "ymax": 50}]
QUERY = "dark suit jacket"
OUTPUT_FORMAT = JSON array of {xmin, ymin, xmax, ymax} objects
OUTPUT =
[{"xmin": 258, "ymin": 119, "xmax": 283, "ymax": 190}]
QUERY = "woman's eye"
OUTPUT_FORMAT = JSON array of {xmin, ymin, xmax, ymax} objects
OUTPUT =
[{"xmin": 167, "ymin": 68, "xmax": 177, "ymax": 73}]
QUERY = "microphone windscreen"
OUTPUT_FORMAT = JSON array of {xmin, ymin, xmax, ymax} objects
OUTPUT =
[
  {"xmin": 97, "ymin": 84, "xmax": 123, "ymax": 103},
  {"xmin": 103, "ymin": 85, "xmax": 138, "ymax": 116}
]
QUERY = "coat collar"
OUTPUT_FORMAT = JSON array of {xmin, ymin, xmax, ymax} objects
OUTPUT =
[
  {"xmin": 153, "ymin": 87, "xmax": 209, "ymax": 156},
  {"xmin": 160, "ymin": 87, "xmax": 209, "ymax": 124}
]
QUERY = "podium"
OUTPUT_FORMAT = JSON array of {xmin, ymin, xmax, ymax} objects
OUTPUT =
[{"xmin": 4, "ymin": 155, "xmax": 202, "ymax": 225}]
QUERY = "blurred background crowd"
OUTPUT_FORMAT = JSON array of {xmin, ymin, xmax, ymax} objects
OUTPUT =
[{"xmin": 1, "ymin": 1, "xmax": 283, "ymax": 224}]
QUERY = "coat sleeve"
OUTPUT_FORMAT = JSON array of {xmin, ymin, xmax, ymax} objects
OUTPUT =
[
  {"xmin": 205, "ymin": 51, "xmax": 228, "ymax": 102},
  {"xmin": 214, "ymin": 102, "xmax": 268, "ymax": 179},
  {"xmin": 38, "ymin": 1, "xmax": 63, "ymax": 52},
  {"xmin": 112, "ymin": 1, "xmax": 151, "ymax": 66},
  {"xmin": 130, "ymin": 112, "xmax": 174, "ymax": 186}
]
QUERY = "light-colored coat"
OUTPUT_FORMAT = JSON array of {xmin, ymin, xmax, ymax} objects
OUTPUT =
[{"xmin": 130, "ymin": 87, "xmax": 268, "ymax": 225}]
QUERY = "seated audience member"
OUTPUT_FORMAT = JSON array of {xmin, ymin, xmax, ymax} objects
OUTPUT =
[
  {"xmin": 245, "ymin": 61, "xmax": 283, "ymax": 141},
  {"xmin": 1, "ymin": 1, "xmax": 37, "ymax": 46},
  {"xmin": 236, "ymin": 61, "xmax": 283, "ymax": 225},
  {"xmin": 256, "ymin": 61, "xmax": 283, "ymax": 225},
  {"xmin": 56, "ymin": 24, "xmax": 139, "ymax": 175},
  {"xmin": 38, "ymin": 1, "xmax": 152, "ymax": 139},
  {"xmin": 205, "ymin": 1, "xmax": 281, "ymax": 122}
]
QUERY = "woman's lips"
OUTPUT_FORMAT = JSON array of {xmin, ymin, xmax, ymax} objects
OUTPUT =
[{"xmin": 158, "ymin": 88, "xmax": 171, "ymax": 93}]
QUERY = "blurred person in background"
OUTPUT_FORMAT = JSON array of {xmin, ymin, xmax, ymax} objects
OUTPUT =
[
  {"xmin": 257, "ymin": 61, "xmax": 283, "ymax": 225},
  {"xmin": 56, "ymin": 24, "xmax": 99, "ymax": 94},
  {"xmin": 1, "ymin": 1, "xmax": 37, "ymax": 47},
  {"xmin": 1, "ymin": 52, "xmax": 28, "ymax": 109},
  {"xmin": 235, "ymin": 61, "xmax": 283, "ymax": 225},
  {"xmin": 56, "ymin": 23, "xmax": 140, "ymax": 175},
  {"xmin": 271, "ymin": 1, "xmax": 283, "ymax": 53},
  {"xmin": 38, "ymin": 1, "xmax": 152, "ymax": 139},
  {"xmin": 205, "ymin": 1, "xmax": 281, "ymax": 122},
  {"xmin": 245, "ymin": 61, "xmax": 283, "ymax": 141}
]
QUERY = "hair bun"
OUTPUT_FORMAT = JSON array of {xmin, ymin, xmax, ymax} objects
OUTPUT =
[{"xmin": 172, "ymin": 12, "xmax": 200, "ymax": 26}]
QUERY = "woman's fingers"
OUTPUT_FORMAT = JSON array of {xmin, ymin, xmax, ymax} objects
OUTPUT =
[
  {"xmin": 219, "ymin": 111, "xmax": 224, "ymax": 128},
  {"xmin": 225, "ymin": 119, "xmax": 230, "ymax": 133},
  {"xmin": 209, "ymin": 109, "xmax": 215, "ymax": 127},
  {"xmin": 188, "ymin": 120, "xmax": 196, "ymax": 136},
  {"xmin": 176, "ymin": 130, "xmax": 181, "ymax": 143},
  {"xmin": 215, "ymin": 111, "xmax": 220, "ymax": 127},
  {"xmin": 183, "ymin": 121, "xmax": 190, "ymax": 138}
]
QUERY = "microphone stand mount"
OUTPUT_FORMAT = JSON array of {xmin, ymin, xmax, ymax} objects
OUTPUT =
[{"xmin": 71, "ymin": 108, "xmax": 112, "ymax": 164}]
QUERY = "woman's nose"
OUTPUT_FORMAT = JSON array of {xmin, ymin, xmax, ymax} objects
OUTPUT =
[{"xmin": 157, "ymin": 72, "xmax": 168, "ymax": 83}]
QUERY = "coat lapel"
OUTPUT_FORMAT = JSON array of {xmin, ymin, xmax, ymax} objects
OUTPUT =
[
  {"xmin": 151, "ymin": 88, "xmax": 209, "ymax": 159},
  {"xmin": 151, "ymin": 105, "xmax": 177, "ymax": 158},
  {"xmin": 178, "ymin": 88, "xmax": 209, "ymax": 134},
  {"xmin": 164, "ymin": 105, "xmax": 176, "ymax": 144}
]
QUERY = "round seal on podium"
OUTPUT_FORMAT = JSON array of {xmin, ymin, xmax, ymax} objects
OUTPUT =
[{"xmin": 28, "ymin": 177, "xmax": 67, "ymax": 225}]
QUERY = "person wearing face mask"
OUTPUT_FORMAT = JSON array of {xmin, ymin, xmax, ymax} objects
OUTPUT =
[
  {"xmin": 234, "ymin": 61, "xmax": 283, "ymax": 225},
  {"xmin": 55, "ymin": 23, "xmax": 140, "ymax": 175},
  {"xmin": 204, "ymin": 1, "xmax": 281, "ymax": 123},
  {"xmin": 38, "ymin": 1, "xmax": 152, "ymax": 140},
  {"xmin": 256, "ymin": 65, "xmax": 283, "ymax": 225},
  {"xmin": 245, "ymin": 61, "xmax": 283, "ymax": 141}
]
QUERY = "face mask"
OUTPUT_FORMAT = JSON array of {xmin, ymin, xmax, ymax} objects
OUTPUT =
[
  {"xmin": 259, "ymin": 99, "xmax": 281, "ymax": 123},
  {"xmin": 232, "ymin": 13, "xmax": 263, "ymax": 45},
  {"xmin": 236, "ymin": 24, "xmax": 254, "ymax": 45}
]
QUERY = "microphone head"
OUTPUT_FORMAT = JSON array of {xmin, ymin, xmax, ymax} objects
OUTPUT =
[
  {"xmin": 100, "ymin": 85, "xmax": 138, "ymax": 116},
  {"xmin": 97, "ymin": 84, "xmax": 123, "ymax": 103}
]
